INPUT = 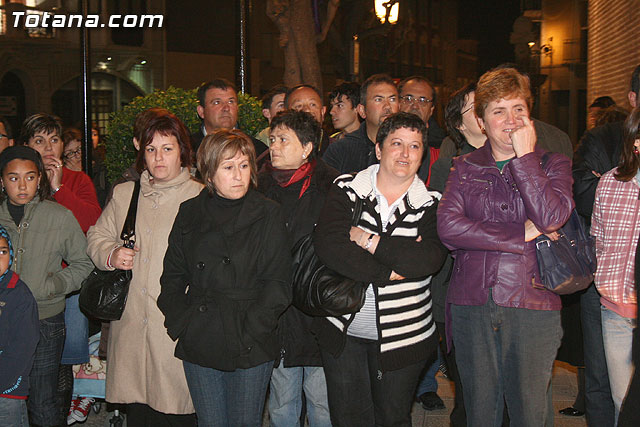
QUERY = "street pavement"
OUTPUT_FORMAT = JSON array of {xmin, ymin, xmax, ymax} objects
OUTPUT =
[{"xmin": 80, "ymin": 361, "xmax": 587, "ymax": 426}]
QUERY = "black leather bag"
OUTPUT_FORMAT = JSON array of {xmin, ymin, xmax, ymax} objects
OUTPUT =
[
  {"xmin": 534, "ymin": 209, "xmax": 597, "ymax": 295},
  {"xmin": 79, "ymin": 181, "xmax": 141, "ymax": 321},
  {"xmin": 292, "ymin": 197, "xmax": 366, "ymax": 317}
]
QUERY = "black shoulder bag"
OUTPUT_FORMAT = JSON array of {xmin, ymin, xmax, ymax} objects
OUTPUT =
[
  {"xmin": 291, "ymin": 197, "xmax": 367, "ymax": 317},
  {"xmin": 534, "ymin": 155, "xmax": 596, "ymax": 295},
  {"xmin": 79, "ymin": 180, "xmax": 141, "ymax": 321}
]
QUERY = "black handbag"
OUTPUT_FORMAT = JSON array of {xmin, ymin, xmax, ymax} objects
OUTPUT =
[
  {"xmin": 79, "ymin": 181, "xmax": 141, "ymax": 321},
  {"xmin": 291, "ymin": 197, "xmax": 366, "ymax": 317},
  {"xmin": 534, "ymin": 208, "xmax": 597, "ymax": 295}
]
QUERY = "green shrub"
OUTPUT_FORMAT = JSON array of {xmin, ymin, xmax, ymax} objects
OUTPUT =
[
  {"xmin": 105, "ymin": 87, "xmax": 266, "ymax": 182},
  {"xmin": 238, "ymin": 91, "xmax": 268, "ymax": 137}
]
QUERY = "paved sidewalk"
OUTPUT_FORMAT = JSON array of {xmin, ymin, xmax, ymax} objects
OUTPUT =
[{"xmin": 81, "ymin": 361, "xmax": 587, "ymax": 426}]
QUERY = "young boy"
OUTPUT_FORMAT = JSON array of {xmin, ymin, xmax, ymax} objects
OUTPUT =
[{"xmin": 0, "ymin": 224, "xmax": 40, "ymax": 427}]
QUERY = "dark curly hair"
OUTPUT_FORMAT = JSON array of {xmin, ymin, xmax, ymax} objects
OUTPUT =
[
  {"xmin": 270, "ymin": 110, "xmax": 322, "ymax": 160},
  {"xmin": 376, "ymin": 112, "xmax": 427, "ymax": 148}
]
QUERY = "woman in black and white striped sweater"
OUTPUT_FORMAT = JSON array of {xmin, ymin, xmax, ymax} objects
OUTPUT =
[{"xmin": 312, "ymin": 112, "xmax": 447, "ymax": 427}]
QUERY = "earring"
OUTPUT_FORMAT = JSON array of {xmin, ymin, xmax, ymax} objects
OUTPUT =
[
  {"xmin": 634, "ymin": 147, "xmax": 639, "ymax": 155},
  {"xmin": 302, "ymin": 154, "xmax": 306, "ymax": 159}
]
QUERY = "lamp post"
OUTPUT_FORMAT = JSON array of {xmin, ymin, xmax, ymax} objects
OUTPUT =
[
  {"xmin": 350, "ymin": 0, "xmax": 400, "ymax": 81},
  {"xmin": 374, "ymin": 0, "xmax": 399, "ymax": 24}
]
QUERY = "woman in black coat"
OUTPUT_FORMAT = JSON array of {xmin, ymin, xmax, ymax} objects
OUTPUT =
[
  {"xmin": 158, "ymin": 129, "xmax": 292, "ymax": 427},
  {"xmin": 257, "ymin": 110, "xmax": 339, "ymax": 427}
]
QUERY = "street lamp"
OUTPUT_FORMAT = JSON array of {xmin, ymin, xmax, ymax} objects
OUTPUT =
[{"xmin": 375, "ymin": 0, "xmax": 399, "ymax": 25}]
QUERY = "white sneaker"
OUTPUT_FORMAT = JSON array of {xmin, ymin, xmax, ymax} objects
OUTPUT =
[
  {"xmin": 71, "ymin": 397, "xmax": 95, "ymax": 422},
  {"xmin": 67, "ymin": 398, "xmax": 80, "ymax": 425}
]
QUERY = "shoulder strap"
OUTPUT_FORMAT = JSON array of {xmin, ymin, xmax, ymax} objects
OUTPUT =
[
  {"xmin": 120, "ymin": 180, "xmax": 141, "ymax": 246},
  {"xmin": 350, "ymin": 196, "xmax": 363, "ymax": 226}
]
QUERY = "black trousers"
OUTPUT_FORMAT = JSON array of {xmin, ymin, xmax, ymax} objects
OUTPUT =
[
  {"xmin": 321, "ymin": 335, "xmax": 428, "ymax": 427},
  {"xmin": 125, "ymin": 403, "xmax": 196, "ymax": 427}
]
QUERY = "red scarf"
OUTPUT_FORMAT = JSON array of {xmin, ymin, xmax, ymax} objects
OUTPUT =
[{"xmin": 268, "ymin": 159, "xmax": 317, "ymax": 199}]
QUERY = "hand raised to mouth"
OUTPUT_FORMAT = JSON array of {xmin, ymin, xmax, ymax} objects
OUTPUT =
[{"xmin": 510, "ymin": 115, "xmax": 537, "ymax": 158}]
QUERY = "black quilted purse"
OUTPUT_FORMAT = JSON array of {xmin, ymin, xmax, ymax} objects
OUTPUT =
[
  {"xmin": 291, "ymin": 197, "xmax": 367, "ymax": 317},
  {"xmin": 79, "ymin": 181, "xmax": 141, "ymax": 321}
]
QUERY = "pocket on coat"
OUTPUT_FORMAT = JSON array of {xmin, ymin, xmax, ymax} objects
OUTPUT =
[{"xmin": 177, "ymin": 299, "xmax": 243, "ymax": 370}]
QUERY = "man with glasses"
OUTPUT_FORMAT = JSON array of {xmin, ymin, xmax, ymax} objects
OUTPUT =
[
  {"xmin": 323, "ymin": 74, "xmax": 399, "ymax": 174},
  {"xmin": 398, "ymin": 77, "xmax": 443, "ymax": 186},
  {"xmin": 0, "ymin": 116, "xmax": 14, "ymax": 154},
  {"xmin": 398, "ymin": 76, "xmax": 447, "ymax": 149}
]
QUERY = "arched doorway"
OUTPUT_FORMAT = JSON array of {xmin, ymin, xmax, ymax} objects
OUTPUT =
[{"xmin": 0, "ymin": 71, "xmax": 27, "ymax": 139}]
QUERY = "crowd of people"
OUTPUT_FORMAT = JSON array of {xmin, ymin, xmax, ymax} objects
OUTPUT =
[{"xmin": 0, "ymin": 64, "xmax": 638, "ymax": 427}]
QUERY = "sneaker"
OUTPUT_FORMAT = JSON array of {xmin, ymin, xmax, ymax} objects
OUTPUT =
[
  {"xmin": 71, "ymin": 397, "xmax": 95, "ymax": 422},
  {"xmin": 67, "ymin": 399, "xmax": 80, "ymax": 425},
  {"xmin": 418, "ymin": 392, "xmax": 445, "ymax": 411}
]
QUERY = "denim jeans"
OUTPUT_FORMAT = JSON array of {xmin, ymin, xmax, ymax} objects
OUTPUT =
[
  {"xmin": 601, "ymin": 305, "xmax": 636, "ymax": 424},
  {"xmin": 451, "ymin": 298, "xmax": 561, "ymax": 427},
  {"xmin": 321, "ymin": 335, "xmax": 427, "ymax": 427},
  {"xmin": 416, "ymin": 347, "xmax": 441, "ymax": 396},
  {"xmin": 182, "ymin": 360, "xmax": 272, "ymax": 427},
  {"xmin": 61, "ymin": 293, "xmax": 89, "ymax": 364},
  {"xmin": 0, "ymin": 398, "xmax": 29, "ymax": 427},
  {"xmin": 581, "ymin": 284, "xmax": 615, "ymax": 426},
  {"xmin": 27, "ymin": 312, "xmax": 66, "ymax": 427},
  {"xmin": 268, "ymin": 362, "xmax": 331, "ymax": 427}
]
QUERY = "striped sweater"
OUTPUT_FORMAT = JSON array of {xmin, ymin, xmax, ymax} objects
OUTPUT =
[{"xmin": 312, "ymin": 165, "xmax": 447, "ymax": 371}]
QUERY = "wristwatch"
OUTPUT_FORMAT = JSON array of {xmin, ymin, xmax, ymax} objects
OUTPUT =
[{"xmin": 364, "ymin": 233, "xmax": 374, "ymax": 250}]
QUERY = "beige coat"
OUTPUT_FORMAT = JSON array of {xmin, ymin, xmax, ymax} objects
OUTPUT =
[{"xmin": 87, "ymin": 169, "xmax": 203, "ymax": 414}]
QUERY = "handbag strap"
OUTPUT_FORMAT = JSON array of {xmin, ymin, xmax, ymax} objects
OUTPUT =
[
  {"xmin": 350, "ymin": 196, "xmax": 364, "ymax": 227},
  {"xmin": 120, "ymin": 180, "xmax": 141, "ymax": 247}
]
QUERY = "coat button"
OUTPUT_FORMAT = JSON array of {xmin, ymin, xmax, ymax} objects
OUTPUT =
[
  {"xmin": 196, "ymin": 262, "xmax": 205, "ymax": 270},
  {"xmin": 501, "ymin": 203, "xmax": 508, "ymax": 210},
  {"xmin": 222, "ymin": 257, "xmax": 231, "ymax": 265},
  {"xmin": 198, "ymin": 304, "xmax": 207, "ymax": 313}
]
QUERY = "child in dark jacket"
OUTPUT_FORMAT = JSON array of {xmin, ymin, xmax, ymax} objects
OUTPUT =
[{"xmin": 0, "ymin": 224, "xmax": 40, "ymax": 427}]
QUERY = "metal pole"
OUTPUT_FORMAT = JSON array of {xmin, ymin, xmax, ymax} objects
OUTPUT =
[
  {"xmin": 80, "ymin": 0, "xmax": 92, "ymax": 176},
  {"xmin": 236, "ymin": 0, "xmax": 249, "ymax": 93}
]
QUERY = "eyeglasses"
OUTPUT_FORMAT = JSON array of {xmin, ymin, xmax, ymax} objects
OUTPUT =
[
  {"xmin": 63, "ymin": 148, "xmax": 82, "ymax": 159},
  {"xmin": 461, "ymin": 103, "xmax": 475, "ymax": 115},
  {"xmin": 0, "ymin": 133, "xmax": 8, "ymax": 139},
  {"xmin": 400, "ymin": 95, "xmax": 433, "ymax": 106}
]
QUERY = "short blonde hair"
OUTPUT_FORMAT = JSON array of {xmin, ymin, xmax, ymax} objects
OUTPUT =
[
  {"xmin": 475, "ymin": 68, "xmax": 532, "ymax": 119},
  {"xmin": 197, "ymin": 128, "xmax": 257, "ymax": 195}
]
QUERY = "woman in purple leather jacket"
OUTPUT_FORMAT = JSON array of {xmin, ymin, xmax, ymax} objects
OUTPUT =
[{"xmin": 437, "ymin": 68, "xmax": 574, "ymax": 427}]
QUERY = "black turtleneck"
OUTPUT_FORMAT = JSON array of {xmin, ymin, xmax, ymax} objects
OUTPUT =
[
  {"xmin": 7, "ymin": 202, "xmax": 25, "ymax": 226},
  {"xmin": 206, "ymin": 191, "xmax": 246, "ymax": 227}
]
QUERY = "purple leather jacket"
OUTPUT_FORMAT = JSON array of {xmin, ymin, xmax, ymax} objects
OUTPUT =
[{"xmin": 437, "ymin": 143, "xmax": 573, "ymax": 311}]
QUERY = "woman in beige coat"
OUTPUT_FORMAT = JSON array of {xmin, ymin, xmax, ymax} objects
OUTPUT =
[{"xmin": 87, "ymin": 110, "xmax": 202, "ymax": 425}]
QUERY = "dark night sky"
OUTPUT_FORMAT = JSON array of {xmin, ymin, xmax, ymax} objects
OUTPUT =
[
  {"xmin": 459, "ymin": 0, "xmax": 522, "ymax": 73},
  {"xmin": 166, "ymin": 0, "xmax": 523, "ymax": 78}
]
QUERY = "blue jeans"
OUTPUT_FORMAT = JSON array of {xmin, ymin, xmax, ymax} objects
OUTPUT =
[
  {"xmin": 321, "ymin": 335, "xmax": 427, "ymax": 427},
  {"xmin": 601, "ymin": 305, "xmax": 636, "ymax": 424},
  {"xmin": 28, "ymin": 312, "xmax": 66, "ymax": 427},
  {"xmin": 61, "ymin": 293, "xmax": 89, "ymax": 364},
  {"xmin": 0, "ymin": 398, "xmax": 29, "ymax": 427},
  {"xmin": 268, "ymin": 363, "xmax": 331, "ymax": 427},
  {"xmin": 183, "ymin": 360, "xmax": 272, "ymax": 427},
  {"xmin": 581, "ymin": 284, "xmax": 615, "ymax": 426},
  {"xmin": 451, "ymin": 298, "xmax": 561, "ymax": 427},
  {"xmin": 416, "ymin": 347, "xmax": 442, "ymax": 396}
]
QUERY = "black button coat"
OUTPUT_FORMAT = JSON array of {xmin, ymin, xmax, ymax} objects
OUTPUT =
[{"xmin": 158, "ymin": 188, "xmax": 292, "ymax": 372}]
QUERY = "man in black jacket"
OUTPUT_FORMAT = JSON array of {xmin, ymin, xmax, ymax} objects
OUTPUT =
[
  {"xmin": 571, "ymin": 64, "xmax": 640, "ymax": 427},
  {"xmin": 191, "ymin": 79, "xmax": 267, "ymax": 157},
  {"xmin": 323, "ymin": 74, "xmax": 399, "ymax": 174}
]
